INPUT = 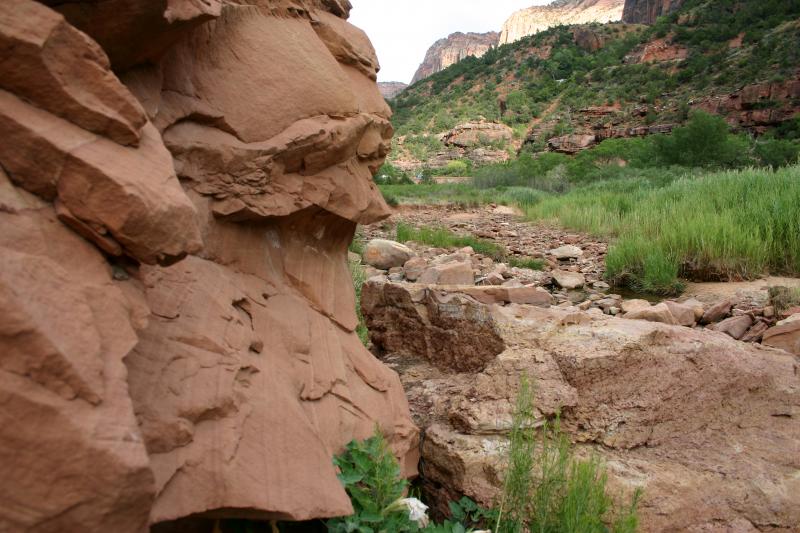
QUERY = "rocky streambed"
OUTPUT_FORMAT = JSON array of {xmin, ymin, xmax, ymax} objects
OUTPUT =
[
  {"xmin": 360, "ymin": 204, "xmax": 800, "ymax": 351},
  {"xmin": 355, "ymin": 203, "xmax": 800, "ymax": 531}
]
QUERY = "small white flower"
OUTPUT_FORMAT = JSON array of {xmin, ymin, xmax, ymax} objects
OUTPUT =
[{"xmin": 397, "ymin": 497, "xmax": 430, "ymax": 528}]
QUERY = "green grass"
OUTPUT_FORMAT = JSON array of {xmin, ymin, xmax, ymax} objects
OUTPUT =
[
  {"xmin": 395, "ymin": 222, "xmax": 506, "ymax": 261},
  {"xmin": 508, "ymin": 256, "xmax": 546, "ymax": 271},
  {"xmin": 381, "ymin": 166, "xmax": 800, "ymax": 296},
  {"xmin": 769, "ymin": 286, "xmax": 800, "ymax": 314},
  {"xmin": 380, "ymin": 183, "xmax": 546, "ymax": 210},
  {"xmin": 496, "ymin": 377, "xmax": 641, "ymax": 533},
  {"xmin": 524, "ymin": 166, "xmax": 800, "ymax": 294},
  {"xmin": 349, "ymin": 259, "xmax": 369, "ymax": 346}
]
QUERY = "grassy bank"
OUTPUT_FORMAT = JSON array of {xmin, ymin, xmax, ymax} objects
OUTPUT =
[
  {"xmin": 380, "ymin": 183, "xmax": 546, "ymax": 210},
  {"xmin": 379, "ymin": 165, "xmax": 800, "ymax": 295},
  {"xmin": 395, "ymin": 222, "xmax": 506, "ymax": 260},
  {"xmin": 525, "ymin": 166, "xmax": 800, "ymax": 294}
]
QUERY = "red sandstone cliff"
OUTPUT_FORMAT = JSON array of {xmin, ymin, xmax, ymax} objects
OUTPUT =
[
  {"xmin": 411, "ymin": 31, "xmax": 500, "ymax": 84},
  {"xmin": 622, "ymin": 0, "xmax": 686, "ymax": 24},
  {"xmin": 0, "ymin": 0, "xmax": 418, "ymax": 531},
  {"xmin": 378, "ymin": 81, "xmax": 408, "ymax": 99}
]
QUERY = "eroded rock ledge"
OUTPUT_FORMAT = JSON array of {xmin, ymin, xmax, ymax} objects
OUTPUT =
[
  {"xmin": 0, "ymin": 1, "xmax": 418, "ymax": 531},
  {"xmin": 363, "ymin": 282, "xmax": 800, "ymax": 532}
]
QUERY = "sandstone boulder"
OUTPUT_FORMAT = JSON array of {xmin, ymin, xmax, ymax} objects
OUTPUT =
[
  {"xmin": 459, "ymin": 286, "xmax": 553, "ymax": 307},
  {"xmin": 364, "ymin": 239, "xmax": 414, "ymax": 270},
  {"xmin": 552, "ymin": 270, "xmax": 586, "ymax": 289},
  {"xmin": 711, "ymin": 315, "xmax": 755, "ymax": 340},
  {"xmin": 362, "ymin": 282, "xmax": 505, "ymax": 372},
  {"xmin": 403, "ymin": 256, "xmax": 428, "ymax": 282},
  {"xmin": 381, "ymin": 302, "xmax": 800, "ymax": 531},
  {"xmin": 762, "ymin": 320, "xmax": 800, "ymax": 356},
  {"xmin": 549, "ymin": 244, "xmax": 583, "ymax": 259},
  {"xmin": 483, "ymin": 272, "xmax": 506, "ymax": 286},
  {"xmin": 680, "ymin": 297, "xmax": 706, "ymax": 322},
  {"xmin": 664, "ymin": 300, "xmax": 698, "ymax": 326},
  {"xmin": 625, "ymin": 302, "xmax": 679, "ymax": 325},
  {"xmin": 741, "ymin": 320, "xmax": 770, "ymax": 343},
  {"xmin": 418, "ymin": 261, "xmax": 475, "ymax": 286},
  {"xmin": 621, "ymin": 299, "xmax": 652, "ymax": 314},
  {"xmin": 702, "ymin": 298, "xmax": 735, "ymax": 324}
]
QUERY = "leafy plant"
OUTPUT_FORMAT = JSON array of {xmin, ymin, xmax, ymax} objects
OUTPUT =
[
  {"xmin": 495, "ymin": 377, "xmax": 642, "ymax": 533},
  {"xmin": 328, "ymin": 431, "xmax": 493, "ymax": 533},
  {"xmin": 327, "ymin": 430, "xmax": 416, "ymax": 533}
]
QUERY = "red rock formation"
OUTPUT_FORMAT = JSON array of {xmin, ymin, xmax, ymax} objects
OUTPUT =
[
  {"xmin": 363, "ymin": 285, "xmax": 800, "ymax": 531},
  {"xmin": 0, "ymin": 0, "xmax": 418, "ymax": 531},
  {"xmin": 625, "ymin": 36, "xmax": 688, "ymax": 63},
  {"xmin": 378, "ymin": 81, "xmax": 408, "ymax": 99},
  {"xmin": 499, "ymin": 0, "xmax": 624, "ymax": 45},
  {"xmin": 694, "ymin": 76, "xmax": 800, "ymax": 132},
  {"xmin": 442, "ymin": 121, "xmax": 514, "ymax": 149},
  {"xmin": 411, "ymin": 32, "xmax": 499, "ymax": 84},
  {"xmin": 622, "ymin": 0, "xmax": 685, "ymax": 25}
]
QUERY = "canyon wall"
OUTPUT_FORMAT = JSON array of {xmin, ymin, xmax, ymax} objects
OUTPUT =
[
  {"xmin": 622, "ymin": 0, "xmax": 686, "ymax": 24},
  {"xmin": 499, "ymin": 0, "xmax": 624, "ymax": 45},
  {"xmin": 411, "ymin": 32, "xmax": 499, "ymax": 84},
  {"xmin": 0, "ymin": 0, "xmax": 419, "ymax": 531},
  {"xmin": 378, "ymin": 81, "xmax": 408, "ymax": 99}
]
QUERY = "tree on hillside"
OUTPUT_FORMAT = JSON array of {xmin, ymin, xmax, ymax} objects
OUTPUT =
[{"xmin": 655, "ymin": 111, "xmax": 750, "ymax": 168}]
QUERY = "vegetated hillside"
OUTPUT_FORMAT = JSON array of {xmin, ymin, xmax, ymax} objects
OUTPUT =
[{"xmin": 390, "ymin": 0, "xmax": 800, "ymax": 168}]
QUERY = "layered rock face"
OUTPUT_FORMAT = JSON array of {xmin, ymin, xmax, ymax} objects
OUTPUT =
[
  {"xmin": 622, "ymin": 0, "xmax": 685, "ymax": 25},
  {"xmin": 0, "ymin": 0, "xmax": 419, "ymax": 531},
  {"xmin": 499, "ymin": 0, "xmax": 624, "ymax": 45},
  {"xmin": 364, "ymin": 282, "xmax": 800, "ymax": 532},
  {"xmin": 378, "ymin": 81, "xmax": 408, "ymax": 99},
  {"xmin": 411, "ymin": 32, "xmax": 499, "ymax": 84}
]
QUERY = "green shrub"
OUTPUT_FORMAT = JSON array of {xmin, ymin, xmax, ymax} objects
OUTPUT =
[
  {"xmin": 328, "ymin": 430, "xmax": 494, "ymax": 533},
  {"xmin": 654, "ymin": 111, "xmax": 752, "ymax": 168},
  {"xmin": 495, "ymin": 377, "xmax": 641, "ymax": 533},
  {"xmin": 396, "ymin": 223, "xmax": 506, "ymax": 261},
  {"xmin": 755, "ymin": 138, "xmax": 800, "ymax": 168},
  {"xmin": 383, "ymin": 193, "xmax": 400, "ymax": 208},
  {"xmin": 349, "ymin": 259, "xmax": 369, "ymax": 346},
  {"xmin": 768, "ymin": 286, "xmax": 800, "ymax": 315},
  {"xmin": 326, "ymin": 430, "xmax": 417, "ymax": 532},
  {"xmin": 375, "ymin": 163, "xmax": 414, "ymax": 185},
  {"xmin": 508, "ymin": 257, "xmax": 546, "ymax": 271}
]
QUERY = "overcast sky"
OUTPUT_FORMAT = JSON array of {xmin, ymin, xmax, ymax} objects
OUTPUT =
[{"xmin": 349, "ymin": 1, "xmax": 549, "ymax": 84}]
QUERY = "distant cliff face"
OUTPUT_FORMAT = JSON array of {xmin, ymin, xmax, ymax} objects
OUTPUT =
[
  {"xmin": 411, "ymin": 32, "xmax": 499, "ymax": 84},
  {"xmin": 378, "ymin": 81, "xmax": 408, "ymax": 99},
  {"xmin": 622, "ymin": 0, "xmax": 685, "ymax": 24},
  {"xmin": 499, "ymin": 0, "xmax": 624, "ymax": 45}
]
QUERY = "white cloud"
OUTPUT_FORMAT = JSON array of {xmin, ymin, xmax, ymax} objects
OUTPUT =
[{"xmin": 348, "ymin": 0, "xmax": 550, "ymax": 83}]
